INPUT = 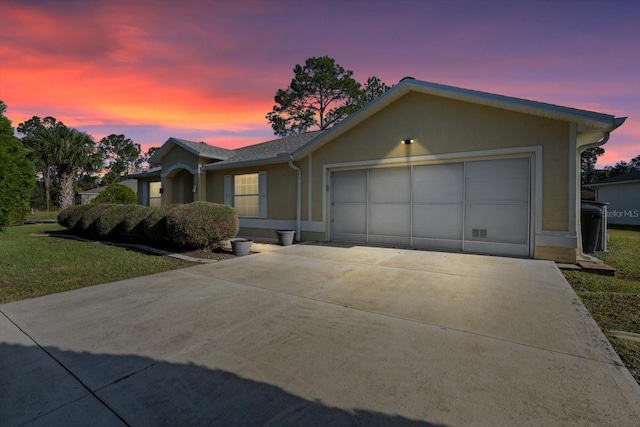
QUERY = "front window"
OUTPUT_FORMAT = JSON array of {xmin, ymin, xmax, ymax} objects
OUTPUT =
[
  {"xmin": 234, "ymin": 173, "xmax": 259, "ymax": 217},
  {"xmin": 149, "ymin": 182, "xmax": 162, "ymax": 207}
]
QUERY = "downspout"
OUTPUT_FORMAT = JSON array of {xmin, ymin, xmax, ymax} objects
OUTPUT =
[
  {"xmin": 288, "ymin": 155, "xmax": 302, "ymax": 242},
  {"xmin": 576, "ymin": 132, "xmax": 610, "ymax": 261}
]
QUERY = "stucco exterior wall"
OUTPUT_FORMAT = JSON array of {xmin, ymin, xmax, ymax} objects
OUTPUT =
[
  {"xmin": 596, "ymin": 182, "xmax": 640, "ymax": 226},
  {"xmin": 161, "ymin": 147, "xmax": 199, "ymax": 175},
  {"xmin": 307, "ymin": 92, "xmax": 570, "ymax": 232},
  {"xmin": 206, "ymin": 163, "xmax": 298, "ymax": 220}
]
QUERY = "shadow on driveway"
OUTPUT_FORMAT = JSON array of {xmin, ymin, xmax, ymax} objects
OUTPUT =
[{"xmin": 1, "ymin": 343, "xmax": 447, "ymax": 427}]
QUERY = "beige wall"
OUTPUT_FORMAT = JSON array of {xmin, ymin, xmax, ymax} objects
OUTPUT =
[
  {"xmin": 308, "ymin": 92, "xmax": 570, "ymax": 232},
  {"xmin": 162, "ymin": 146, "xmax": 199, "ymax": 174},
  {"xmin": 199, "ymin": 91, "xmax": 577, "ymax": 261},
  {"xmin": 206, "ymin": 163, "xmax": 297, "ymax": 219}
]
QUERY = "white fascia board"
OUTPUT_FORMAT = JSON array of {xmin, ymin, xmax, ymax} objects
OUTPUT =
[{"xmin": 588, "ymin": 179, "xmax": 640, "ymax": 188}]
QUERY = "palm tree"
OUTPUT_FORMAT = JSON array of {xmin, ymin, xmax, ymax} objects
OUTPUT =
[
  {"xmin": 28, "ymin": 125, "xmax": 61, "ymax": 211},
  {"xmin": 32, "ymin": 125, "xmax": 98, "ymax": 209}
]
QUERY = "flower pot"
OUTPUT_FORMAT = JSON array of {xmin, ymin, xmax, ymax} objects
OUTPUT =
[
  {"xmin": 230, "ymin": 238, "xmax": 253, "ymax": 256},
  {"xmin": 276, "ymin": 230, "xmax": 295, "ymax": 246}
]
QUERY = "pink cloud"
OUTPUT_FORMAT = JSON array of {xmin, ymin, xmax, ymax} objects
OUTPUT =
[{"xmin": 2, "ymin": 0, "xmax": 638, "ymax": 167}]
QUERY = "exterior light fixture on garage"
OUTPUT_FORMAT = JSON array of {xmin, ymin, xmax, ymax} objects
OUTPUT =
[{"xmin": 402, "ymin": 139, "xmax": 414, "ymax": 144}]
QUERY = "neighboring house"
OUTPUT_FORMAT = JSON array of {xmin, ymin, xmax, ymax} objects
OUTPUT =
[
  {"xmin": 588, "ymin": 170, "xmax": 640, "ymax": 226},
  {"xmin": 128, "ymin": 78, "xmax": 625, "ymax": 263},
  {"xmin": 79, "ymin": 179, "xmax": 138, "ymax": 204}
]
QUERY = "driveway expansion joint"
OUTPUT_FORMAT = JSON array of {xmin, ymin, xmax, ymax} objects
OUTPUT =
[{"xmin": 0, "ymin": 310, "xmax": 132, "ymax": 427}]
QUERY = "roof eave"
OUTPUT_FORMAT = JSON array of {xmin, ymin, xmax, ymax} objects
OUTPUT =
[
  {"xmin": 588, "ymin": 179, "xmax": 640, "ymax": 188},
  {"xmin": 203, "ymin": 156, "xmax": 289, "ymax": 171}
]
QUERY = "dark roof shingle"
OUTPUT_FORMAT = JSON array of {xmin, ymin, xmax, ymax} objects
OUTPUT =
[{"xmin": 207, "ymin": 131, "xmax": 325, "ymax": 168}]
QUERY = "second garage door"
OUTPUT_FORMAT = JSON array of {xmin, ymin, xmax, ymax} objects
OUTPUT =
[{"xmin": 330, "ymin": 158, "xmax": 530, "ymax": 257}]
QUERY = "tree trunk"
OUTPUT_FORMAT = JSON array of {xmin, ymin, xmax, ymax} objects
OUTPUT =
[
  {"xmin": 58, "ymin": 172, "xmax": 75, "ymax": 209},
  {"xmin": 44, "ymin": 167, "xmax": 51, "ymax": 211}
]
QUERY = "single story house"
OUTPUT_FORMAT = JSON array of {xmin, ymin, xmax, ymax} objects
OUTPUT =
[
  {"xmin": 588, "ymin": 170, "xmax": 640, "ymax": 226},
  {"xmin": 128, "ymin": 78, "xmax": 625, "ymax": 263},
  {"xmin": 79, "ymin": 179, "xmax": 138, "ymax": 204}
]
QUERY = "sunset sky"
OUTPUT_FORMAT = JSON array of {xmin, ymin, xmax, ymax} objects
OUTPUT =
[{"xmin": 1, "ymin": 0, "xmax": 638, "ymax": 166}]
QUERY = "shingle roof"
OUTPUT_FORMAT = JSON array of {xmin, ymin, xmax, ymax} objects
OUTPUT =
[
  {"xmin": 205, "ymin": 131, "xmax": 325, "ymax": 169},
  {"xmin": 125, "ymin": 166, "xmax": 162, "ymax": 179},
  {"xmin": 170, "ymin": 138, "xmax": 234, "ymax": 160},
  {"xmin": 590, "ymin": 170, "xmax": 640, "ymax": 186}
]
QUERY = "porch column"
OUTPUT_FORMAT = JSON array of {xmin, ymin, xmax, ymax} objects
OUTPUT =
[{"xmin": 161, "ymin": 176, "xmax": 173, "ymax": 206}]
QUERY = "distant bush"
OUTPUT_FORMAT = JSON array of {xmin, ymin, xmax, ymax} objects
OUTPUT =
[
  {"xmin": 96, "ymin": 204, "xmax": 145, "ymax": 241},
  {"xmin": 166, "ymin": 202, "xmax": 238, "ymax": 249},
  {"xmin": 122, "ymin": 206, "xmax": 154, "ymax": 243},
  {"xmin": 92, "ymin": 183, "xmax": 137, "ymax": 204},
  {"xmin": 80, "ymin": 204, "xmax": 115, "ymax": 238},
  {"xmin": 143, "ymin": 204, "xmax": 181, "ymax": 244},
  {"xmin": 58, "ymin": 204, "xmax": 94, "ymax": 232}
]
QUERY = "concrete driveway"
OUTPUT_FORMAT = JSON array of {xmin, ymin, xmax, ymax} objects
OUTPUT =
[{"xmin": 2, "ymin": 244, "xmax": 639, "ymax": 426}]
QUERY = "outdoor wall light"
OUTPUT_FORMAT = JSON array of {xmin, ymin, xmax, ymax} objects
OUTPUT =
[
  {"xmin": 402, "ymin": 139, "xmax": 414, "ymax": 144},
  {"xmin": 159, "ymin": 187, "xmax": 164, "ymax": 194}
]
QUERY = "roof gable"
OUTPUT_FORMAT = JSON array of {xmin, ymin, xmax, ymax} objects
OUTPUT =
[
  {"xmin": 148, "ymin": 137, "xmax": 233, "ymax": 164},
  {"xmin": 292, "ymin": 78, "xmax": 626, "ymax": 160}
]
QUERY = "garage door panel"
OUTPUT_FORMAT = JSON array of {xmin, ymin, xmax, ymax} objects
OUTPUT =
[
  {"xmin": 369, "ymin": 204, "xmax": 410, "ymax": 237},
  {"xmin": 465, "ymin": 204, "xmax": 529, "ymax": 245},
  {"xmin": 369, "ymin": 167, "xmax": 410, "ymax": 203},
  {"xmin": 413, "ymin": 163, "xmax": 463, "ymax": 203},
  {"xmin": 332, "ymin": 203, "xmax": 367, "ymax": 234},
  {"xmin": 413, "ymin": 204, "xmax": 463, "ymax": 240},
  {"xmin": 413, "ymin": 237, "xmax": 462, "ymax": 251},
  {"xmin": 466, "ymin": 177, "xmax": 529, "ymax": 203},
  {"xmin": 332, "ymin": 170, "xmax": 367, "ymax": 203},
  {"xmin": 466, "ymin": 159, "xmax": 529, "ymax": 203}
]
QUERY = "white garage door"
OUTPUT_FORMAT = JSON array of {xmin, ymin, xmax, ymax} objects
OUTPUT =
[{"xmin": 330, "ymin": 158, "xmax": 530, "ymax": 257}]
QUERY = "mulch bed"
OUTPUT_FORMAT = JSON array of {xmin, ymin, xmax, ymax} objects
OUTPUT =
[
  {"xmin": 44, "ymin": 230, "xmax": 237, "ymax": 261},
  {"xmin": 173, "ymin": 247, "xmax": 236, "ymax": 261}
]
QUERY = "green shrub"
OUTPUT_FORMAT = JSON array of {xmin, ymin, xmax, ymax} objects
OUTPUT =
[
  {"xmin": 8, "ymin": 203, "xmax": 30, "ymax": 226},
  {"xmin": 123, "ymin": 207, "xmax": 154, "ymax": 243},
  {"xmin": 96, "ymin": 204, "xmax": 145, "ymax": 241},
  {"xmin": 143, "ymin": 204, "xmax": 181, "ymax": 244},
  {"xmin": 92, "ymin": 183, "xmax": 137, "ymax": 204},
  {"xmin": 80, "ymin": 204, "xmax": 115, "ymax": 238},
  {"xmin": 166, "ymin": 202, "xmax": 238, "ymax": 249},
  {"xmin": 58, "ymin": 204, "xmax": 94, "ymax": 232}
]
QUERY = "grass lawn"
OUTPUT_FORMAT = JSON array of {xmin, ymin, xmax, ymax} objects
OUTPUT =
[
  {"xmin": 26, "ymin": 210, "xmax": 60, "ymax": 221},
  {"xmin": 0, "ymin": 223, "xmax": 194, "ymax": 304},
  {"xmin": 563, "ymin": 226, "xmax": 640, "ymax": 384}
]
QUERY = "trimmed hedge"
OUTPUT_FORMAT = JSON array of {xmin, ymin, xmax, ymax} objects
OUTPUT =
[
  {"xmin": 122, "ymin": 206, "xmax": 153, "ymax": 243},
  {"xmin": 96, "ymin": 204, "xmax": 146, "ymax": 241},
  {"xmin": 166, "ymin": 202, "xmax": 238, "ymax": 249},
  {"xmin": 58, "ymin": 204, "xmax": 94, "ymax": 232},
  {"xmin": 80, "ymin": 204, "xmax": 115, "ymax": 238},
  {"xmin": 92, "ymin": 183, "xmax": 137, "ymax": 204},
  {"xmin": 143, "ymin": 204, "xmax": 181, "ymax": 244}
]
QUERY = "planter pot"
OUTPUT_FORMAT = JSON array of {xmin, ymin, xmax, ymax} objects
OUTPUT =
[
  {"xmin": 230, "ymin": 238, "xmax": 253, "ymax": 256},
  {"xmin": 276, "ymin": 230, "xmax": 295, "ymax": 246}
]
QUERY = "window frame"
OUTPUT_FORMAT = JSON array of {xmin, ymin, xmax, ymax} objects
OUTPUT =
[{"xmin": 224, "ymin": 171, "xmax": 267, "ymax": 218}]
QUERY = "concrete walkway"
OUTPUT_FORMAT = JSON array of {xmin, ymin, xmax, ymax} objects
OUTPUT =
[{"xmin": 1, "ymin": 244, "xmax": 639, "ymax": 426}]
